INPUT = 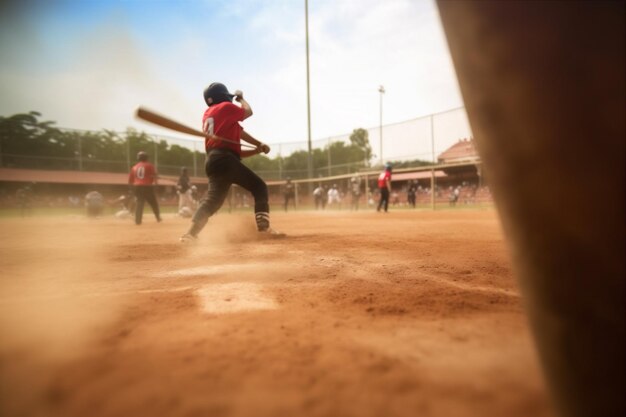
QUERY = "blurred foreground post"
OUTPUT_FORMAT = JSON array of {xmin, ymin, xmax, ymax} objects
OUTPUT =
[{"xmin": 436, "ymin": 2, "xmax": 625, "ymax": 417}]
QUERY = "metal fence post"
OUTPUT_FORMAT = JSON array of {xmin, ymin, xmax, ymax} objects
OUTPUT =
[
  {"xmin": 193, "ymin": 142, "xmax": 198, "ymax": 177},
  {"xmin": 153, "ymin": 138, "xmax": 158, "ymax": 171},
  {"xmin": 327, "ymin": 137, "xmax": 332, "ymax": 177},
  {"xmin": 278, "ymin": 144, "xmax": 283, "ymax": 179},
  {"xmin": 126, "ymin": 135, "xmax": 131, "ymax": 170},
  {"xmin": 430, "ymin": 114, "xmax": 436, "ymax": 211},
  {"xmin": 77, "ymin": 135, "xmax": 83, "ymax": 171},
  {"xmin": 366, "ymin": 174, "xmax": 370, "ymax": 207}
]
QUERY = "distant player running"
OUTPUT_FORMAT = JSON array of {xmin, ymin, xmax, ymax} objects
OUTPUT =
[
  {"xmin": 129, "ymin": 151, "xmax": 162, "ymax": 225},
  {"xmin": 377, "ymin": 163, "xmax": 392, "ymax": 213},
  {"xmin": 180, "ymin": 82, "xmax": 284, "ymax": 242}
]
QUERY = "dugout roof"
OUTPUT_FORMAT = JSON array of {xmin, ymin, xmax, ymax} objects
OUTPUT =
[
  {"xmin": 391, "ymin": 171, "xmax": 447, "ymax": 181},
  {"xmin": 437, "ymin": 138, "xmax": 480, "ymax": 164}
]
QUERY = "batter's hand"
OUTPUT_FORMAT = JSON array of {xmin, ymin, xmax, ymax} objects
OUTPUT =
[
  {"xmin": 233, "ymin": 90, "xmax": 243, "ymax": 102},
  {"xmin": 259, "ymin": 143, "xmax": 271, "ymax": 154}
]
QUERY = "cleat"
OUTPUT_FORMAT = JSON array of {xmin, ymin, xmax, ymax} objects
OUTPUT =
[
  {"xmin": 258, "ymin": 228, "xmax": 286, "ymax": 239},
  {"xmin": 179, "ymin": 233, "xmax": 197, "ymax": 243}
]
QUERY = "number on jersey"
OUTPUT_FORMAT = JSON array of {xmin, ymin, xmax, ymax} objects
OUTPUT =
[{"xmin": 203, "ymin": 117, "xmax": 215, "ymax": 135}]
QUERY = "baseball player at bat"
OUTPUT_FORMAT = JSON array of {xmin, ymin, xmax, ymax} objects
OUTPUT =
[{"xmin": 180, "ymin": 82, "xmax": 284, "ymax": 242}]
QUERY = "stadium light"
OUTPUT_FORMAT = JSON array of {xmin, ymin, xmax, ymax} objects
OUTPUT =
[{"xmin": 305, "ymin": 0, "xmax": 313, "ymax": 184}]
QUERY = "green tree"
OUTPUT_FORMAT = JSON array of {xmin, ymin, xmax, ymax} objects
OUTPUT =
[
  {"xmin": 243, "ymin": 154, "xmax": 281, "ymax": 178},
  {"xmin": 2, "ymin": 113, "xmax": 435, "ymax": 179},
  {"xmin": 349, "ymin": 128, "xmax": 372, "ymax": 165},
  {"xmin": 385, "ymin": 159, "xmax": 433, "ymax": 169},
  {"xmin": 0, "ymin": 111, "xmax": 66, "ymax": 169},
  {"xmin": 282, "ymin": 150, "xmax": 310, "ymax": 179},
  {"xmin": 323, "ymin": 141, "xmax": 367, "ymax": 176}
]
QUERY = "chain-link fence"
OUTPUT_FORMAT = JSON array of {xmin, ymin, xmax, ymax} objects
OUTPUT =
[
  {"xmin": 248, "ymin": 106, "xmax": 472, "ymax": 179},
  {"xmin": 0, "ymin": 106, "xmax": 473, "ymax": 180},
  {"xmin": 0, "ymin": 107, "xmax": 491, "ymax": 210}
]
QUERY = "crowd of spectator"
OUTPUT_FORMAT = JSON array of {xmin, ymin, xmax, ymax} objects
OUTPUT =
[{"xmin": 0, "ymin": 180, "xmax": 493, "ymax": 213}]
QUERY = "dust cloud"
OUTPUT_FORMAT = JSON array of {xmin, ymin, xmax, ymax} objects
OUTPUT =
[{"xmin": 0, "ymin": 218, "xmax": 127, "ymax": 362}]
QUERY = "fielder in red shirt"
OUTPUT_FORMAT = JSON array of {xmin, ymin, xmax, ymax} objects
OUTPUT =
[
  {"xmin": 129, "ymin": 151, "xmax": 161, "ymax": 225},
  {"xmin": 180, "ymin": 82, "xmax": 284, "ymax": 242},
  {"xmin": 377, "ymin": 163, "xmax": 392, "ymax": 213}
]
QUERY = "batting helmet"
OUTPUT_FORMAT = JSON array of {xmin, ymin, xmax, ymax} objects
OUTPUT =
[
  {"xmin": 137, "ymin": 151, "xmax": 148, "ymax": 161},
  {"xmin": 385, "ymin": 162, "xmax": 393, "ymax": 172},
  {"xmin": 203, "ymin": 82, "xmax": 234, "ymax": 106}
]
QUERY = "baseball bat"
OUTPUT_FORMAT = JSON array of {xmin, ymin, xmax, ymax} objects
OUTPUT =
[{"xmin": 135, "ymin": 107, "xmax": 256, "ymax": 149}]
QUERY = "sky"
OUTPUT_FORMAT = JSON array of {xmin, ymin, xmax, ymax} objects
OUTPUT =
[{"xmin": 0, "ymin": 0, "xmax": 468, "ymax": 160}]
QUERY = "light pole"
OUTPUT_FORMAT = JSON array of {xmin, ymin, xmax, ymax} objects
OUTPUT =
[
  {"xmin": 305, "ymin": 0, "xmax": 313, "ymax": 187},
  {"xmin": 378, "ymin": 85, "xmax": 385, "ymax": 165}
]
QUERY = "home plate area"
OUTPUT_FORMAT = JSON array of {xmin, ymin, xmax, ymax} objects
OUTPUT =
[
  {"xmin": 0, "ymin": 212, "xmax": 555, "ymax": 417},
  {"xmin": 195, "ymin": 282, "xmax": 279, "ymax": 314},
  {"xmin": 154, "ymin": 264, "xmax": 282, "ymax": 314}
]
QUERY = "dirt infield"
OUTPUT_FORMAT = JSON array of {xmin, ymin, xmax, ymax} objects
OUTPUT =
[{"xmin": 0, "ymin": 210, "xmax": 554, "ymax": 417}]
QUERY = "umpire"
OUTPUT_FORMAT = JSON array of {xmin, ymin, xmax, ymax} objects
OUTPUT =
[{"xmin": 129, "ymin": 151, "xmax": 162, "ymax": 225}]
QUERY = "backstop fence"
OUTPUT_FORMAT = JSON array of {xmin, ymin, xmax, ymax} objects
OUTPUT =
[
  {"xmin": 1, "ymin": 106, "xmax": 490, "ymax": 209},
  {"xmin": 0, "ymin": 107, "xmax": 472, "ymax": 179}
]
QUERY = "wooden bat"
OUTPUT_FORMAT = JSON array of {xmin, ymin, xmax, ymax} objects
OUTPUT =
[{"xmin": 135, "ymin": 107, "xmax": 256, "ymax": 149}]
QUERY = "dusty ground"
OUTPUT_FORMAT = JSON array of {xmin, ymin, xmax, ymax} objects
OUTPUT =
[{"xmin": 0, "ymin": 209, "xmax": 554, "ymax": 417}]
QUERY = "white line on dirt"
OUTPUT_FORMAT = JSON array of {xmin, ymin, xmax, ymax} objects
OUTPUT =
[
  {"xmin": 153, "ymin": 264, "xmax": 266, "ymax": 278},
  {"xmin": 418, "ymin": 271, "xmax": 519, "ymax": 297},
  {"xmin": 0, "ymin": 286, "xmax": 196, "ymax": 304},
  {"xmin": 195, "ymin": 282, "xmax": 278, "ymax": 315}
]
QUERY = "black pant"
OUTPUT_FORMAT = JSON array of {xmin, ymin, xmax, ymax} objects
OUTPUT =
[
  {"xmin": 314, "ymin": 195, "xmax": 323, "ymax": 210},
  {"xmin": 191, "ymin": 150, "xmax": 269, "ymax": 234},
  {"xmin": 284, "ymin": 192, "xmax": 295, "ymax": 211},
  {"xmin": 377, "ymin": 188, "xmax": 390, "ymax": 212},
  {"xmin": 408, "ymin": 193, "xmax": 416, "ymax": 207},
  {"xmin": 134, "ymin": 186, "xmax": 161, "ymax": 224},
  {"xmin": 351, "ymin": 193, "xmax": 360, "ymax": 211}
]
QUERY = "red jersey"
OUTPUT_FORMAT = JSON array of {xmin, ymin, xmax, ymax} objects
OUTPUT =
[
  {"xmin": 202, "ymin": 102, "xmax": 245, "ymax": 156},
  {"xmin": 378, "ymin": 170, "xmax": 391, "ymax": 188},
  {"xmin": 129, "ymin": 161, "xmax": 157, "ymax": 186}
]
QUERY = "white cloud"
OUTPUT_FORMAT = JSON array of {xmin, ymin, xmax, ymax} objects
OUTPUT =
[
  {"xmin": 0, "ymin": 0, "xmax": 467, "ymax": 160},
  {"xmin": 231, "ymin": 0, "xmax": 466, "ymax": 158}
]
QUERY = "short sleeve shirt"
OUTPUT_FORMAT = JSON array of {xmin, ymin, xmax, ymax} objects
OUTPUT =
[
  {"xmin": 202, "ymin": 102, "xmax": 246, "ymax": 156},
  {"xmin": 378, "ymin": 170, "xmax": 391, "ymax": 188},
  {"xmin": 129, "ymin": 162, "xmax": 157, "ymax": 186}
]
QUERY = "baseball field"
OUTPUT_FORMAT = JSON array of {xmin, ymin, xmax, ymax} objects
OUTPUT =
[{"xmin": 0, "ymin": 209, "xmax": 554, "ymax": 417}]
